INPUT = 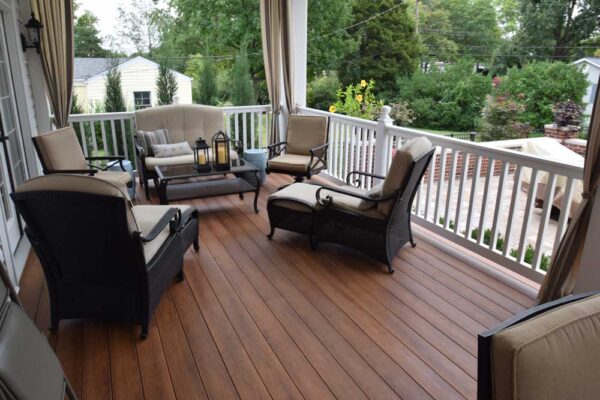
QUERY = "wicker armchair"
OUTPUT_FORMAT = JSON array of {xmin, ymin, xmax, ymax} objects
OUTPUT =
[
  {"xmin": 267, "ymin": 137, "xmax": 434, "ymax": 273},
  {"xmin": 32, "ymin": 126, "xmax": 132, "ymax": 192},
  {"xmin": 266, "ymin": 114, "xmax": 329, "ymax": 182},
  {"xmin": 11, "ymin": 175, "xmax": 199, "ymax": 338}
]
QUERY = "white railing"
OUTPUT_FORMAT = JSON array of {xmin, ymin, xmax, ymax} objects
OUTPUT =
[
  {"xmin": 68, "ymin": 105, "xmax": 272, "ymax": 169},
  {"xmin": 299, "ymin": 106, "xmax": 584, "ymax": 283}
]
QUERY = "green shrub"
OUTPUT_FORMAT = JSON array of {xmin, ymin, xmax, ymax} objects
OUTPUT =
[
  {"xmin": 331, "ymin": 79, "xmax": 383, "ymax": 120},
  {"xmin": 395, "ymin": 61, "xmax": 492, "ymax": 131},
  {"xmin": 510, "ymin": 246, "xmax": 550, "ymax": 271},
  {"xmin": 480, "ymin": 94, "xmax": 530, "ymax": 141},
  {"xmin": 553, "ymin": 100, "xmax": 584, "ymax": 127},
  {"xmin": 501, "ymin": 62, "xmax": 588, "ymax": 129},
  {"xmin": 390, "ymin": 101, "xmax": 416, "ymax": 126},
  {"xmin": 307, "ymin": 73, "xmax": 340, "ymax": 111},
  {"xmin": 470, "ymin": 227, "xmax": 505, "ymax": 252}
]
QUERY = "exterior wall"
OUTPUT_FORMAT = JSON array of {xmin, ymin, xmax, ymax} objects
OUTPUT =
[
  {"xmin": 83, "ymin": 58, "xmax": 193, "ymax": 111},
  {"xmin": 580, "ymin": 62, "xmax": 599, "ymax": 116},
  {"xmin": 72, "ymin": 82, "xmax": 89, "ymax": 111}
]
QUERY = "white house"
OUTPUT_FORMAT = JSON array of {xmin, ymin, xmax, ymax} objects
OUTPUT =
[
  {"xmin": 572, "ymin": 57, "xmax": 600, "ymax": 116},
  {"xmin": 73, "ymin": 56, "xmax": 193, "ymax": 112}
]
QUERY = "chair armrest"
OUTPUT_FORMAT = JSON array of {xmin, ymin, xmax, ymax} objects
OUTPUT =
[
  {"xmin": 134, "ymin": 140, "xmax": 146, "ymax": 157},
  {"xmin": 315, "ymin": 184, "xmax": 395, "ymax": 207},
  {"xmin": 267, "ymin": 141, "xmax": 287, "ymax": 158},
  {"xmin": 309, "ymin": 142, "xmax": 328, "ymax": 156},
  {"xmin": 86, "ymin": 156, "xmax": 126, "ymax": 171},
  {"xmin": 346, "ymin": 171, "xmax": 385, "ymax": 186},
  {"xmin": 45, "ymin": 169, "xmax": 99, "ymax": 176},
  {"xmin": 140, "ymin": 208, "xmax": 181, "ymax": 243}
]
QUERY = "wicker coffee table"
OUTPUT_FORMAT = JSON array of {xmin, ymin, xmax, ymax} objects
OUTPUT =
[{"xmin": 155, "ymin": 159, "xmax": 262, "ymax": 212}]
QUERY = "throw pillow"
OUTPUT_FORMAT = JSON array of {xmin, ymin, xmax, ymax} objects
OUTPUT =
[
  {"xmin": 151, "ymin": 142, "xmax": 193, "ymax": 158},
  {"xmin": 137, "ymin": 129, "xmax": 169, "ymax": 156}
]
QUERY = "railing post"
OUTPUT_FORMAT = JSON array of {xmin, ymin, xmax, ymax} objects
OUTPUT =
[{"xmin": 373, "ymin": 105, "xmax": 393, "ymax": 179}]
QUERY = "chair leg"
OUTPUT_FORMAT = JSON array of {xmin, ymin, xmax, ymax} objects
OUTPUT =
[
  {"xmin": 176, "ymin": 269, "xmax": 185, "ymax": 282},
  {"xmin": 294, "ymin": 175, "xmax": 304, "ymax": 183},
  {"xmin": 267, "ymin": 226, "xmax": 275, "ymax": 240},
  {"xmin": 387, "ymin": 264, "xmax": 395, "ymax": 274},
  {"xmin": 408, "ymin": 223, "xmax": 417, "ymax": 247},
  {"xmin": 310, "ymin": 235, "xmax": 318, "ymax": 251},
  {"xmin": 144, "ymin": 178, "xmax": 150, "ymax": 200},
  {"xmin": 140, "ymin": 320, "xmax": 149, "ymax": 339},
  {"xmin": 193, "ymin": 238, "xmax": 200, "ymax": 251}
]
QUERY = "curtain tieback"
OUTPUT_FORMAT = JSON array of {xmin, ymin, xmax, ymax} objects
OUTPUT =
[{"xmin": 582, "ymin": 185, "xmax": 598, "ymax": 200}]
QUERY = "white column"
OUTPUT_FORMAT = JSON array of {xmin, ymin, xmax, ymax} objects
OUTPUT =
[
  {"xmin": 372, "ymin": 105, "xmax": 393, "ymax": 179},
  {"xmin": 291, "ymin": 0, "xmax": 308, "ymax": 109}
]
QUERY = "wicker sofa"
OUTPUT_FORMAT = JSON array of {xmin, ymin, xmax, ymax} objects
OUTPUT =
[{"xmin": 134, "ymin": 105, "xmax": 239, "ymax": 199}]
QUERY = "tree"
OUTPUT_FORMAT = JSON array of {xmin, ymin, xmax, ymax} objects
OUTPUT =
[
  {"xmin": 516, "ymin": 0, "xmax": 600, "ymax": 59},
  {"xmin": 115, "ymin": 0, "xmax": 172, "ymax": 56},
  {"xmin": 71, "ymin": 92, "xmax": 84, "ymax": 114},
  {"xmin": 338, "ymin": 0, "xmax": 421, "ymax": 96},
  {"xmin": 104, "ymin": 62, "xmax": 126, "ymax": 112},
  {"xmin": 198, "ymin": 57, "xmax": 219, "ymax": 105},
  {"xmin": 414, "ymin": 0, "xmax": 459, "ymax": 62},
  {"xmin": 156, "ymin": 64, "xmax": 179, "ymax": 105},
  {"xmin": 231, "ymin": 48, "xmax": 256, "ymax": 106},
  {"xmin": 74, "ymin": 11, "xmax": 110, "ymax": 57}
]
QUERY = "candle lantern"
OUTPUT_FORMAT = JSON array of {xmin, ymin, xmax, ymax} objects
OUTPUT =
[
  {"xmin": 194, "ymin": 138, "xmax": 210, "ymax": 172},
  {"xmin": 212, "ymin": 131, "xmax": 231, "ymax": 171}
]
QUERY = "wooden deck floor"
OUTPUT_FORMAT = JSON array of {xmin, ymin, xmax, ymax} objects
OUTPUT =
[{"xmin": 18, "ymin": 174, "xmax": 537, "ymax": 400}]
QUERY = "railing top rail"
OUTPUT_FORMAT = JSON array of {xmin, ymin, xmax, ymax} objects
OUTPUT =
[
  {"xmin": 221, "ymin": 105, "xmax": 272, "ymax": 113},
  {"xmin": 68, "ymin": 111, "xmax": 135, "ymax": 121},
  {"xmin": 387, "ymin": 125, "xmax": 584, "ymax": 179},
  {"xmin": 298, "ymin": 106, "xmax": 378, "ymax": 128}
]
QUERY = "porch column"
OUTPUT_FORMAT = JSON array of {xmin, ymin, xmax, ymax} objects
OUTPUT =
[{"xmin": 290, "ymin": 0, "xmax": 307, "ymax": 109}]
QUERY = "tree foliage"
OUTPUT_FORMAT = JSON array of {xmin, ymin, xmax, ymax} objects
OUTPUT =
[
  {"xmin": 156, "ymin": 64, "xmax": 179, "ymax": 105},
  {"xmin": 231, "ymin": 48, "xmax": 256, "ymax": 106},
  {"xmin": 74, "ymin": 11, "xmax": 110, "ymax": 57},
  {"xmin": 339, "ymin": 0, "xmax": 421, "ymax": 94},
  {"xmin": 116, "ymin": 0, "xmax": 172, "ymax": 56},
  {"xmin": 104, "ymin": 63, "xmax": 126, "ymax": 112},
  {"xmin": 307, "ymin": 72, "xmax": 341, "ymax": 111},
  {"xmin": 197, "ymin": 57, "xmax": 219, "ymax": 106}
]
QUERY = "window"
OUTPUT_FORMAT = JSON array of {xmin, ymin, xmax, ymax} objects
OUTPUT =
[{"xmin": 134, "ymin": 91, "xmax": 151, "ymax": 109}]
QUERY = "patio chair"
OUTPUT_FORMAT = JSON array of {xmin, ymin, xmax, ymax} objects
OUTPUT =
[
  {"xmin": 266, "ymin": 114, "xmax": 329, "ymax": 182},
  {"xmin": 267, "ymin": 137, "xmax": 434, "ymax": 273},
  {"xmin": 134, "ymin": 104, "xmax": 236, "ymax": 199},
  {"xmin": 32, "ymin": 126, "xmax": 133, "ymax": 193},
  {"xmin": 11, "ymin": 175, "xmax": 200, "ymax": 338},
  {"xmin": 478, "ymin": 291, "xmax": 600, "ymax": 400},
  {"xmin": 0, "ymin": 260, "xmax": 77, "ymax": 399}
]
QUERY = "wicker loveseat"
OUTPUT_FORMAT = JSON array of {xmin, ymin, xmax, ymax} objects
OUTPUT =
[
  {"xmin": 134, "ymin": 105, "xmax": 239, "ymax": 199},
  {"xmin": 267, "ymin": 137, "xmax": 434, "ymax": 273}
]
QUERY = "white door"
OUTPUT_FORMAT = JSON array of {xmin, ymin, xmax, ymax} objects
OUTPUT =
[{"xmin": 0, "ymin": 12, "xmax": 28, "ymax": 255}]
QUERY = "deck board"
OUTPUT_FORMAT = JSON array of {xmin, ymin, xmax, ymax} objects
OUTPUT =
[{"xmin": 18, "ymin": 174, "xmax": 537, "ymax": 400}]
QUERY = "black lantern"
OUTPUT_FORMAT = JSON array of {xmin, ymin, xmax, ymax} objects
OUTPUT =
[
  {"xmin": 212, "ymin": 131, "xmax": 231, "ymax": 171},
  {"xmin": 193, "ymin": 138, "xmax": 210, "ymax": 172},
  {"xmin": 21, "ymin": 13, "xmax": 43, "ymax": 53}
]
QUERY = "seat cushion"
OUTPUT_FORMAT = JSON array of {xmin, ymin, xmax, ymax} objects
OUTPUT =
[
  {"xmin": 286, "ymin": 115, "xmax": 328, "ymax": 155},
  {"xmin": 95, "ymin": 170, "xmax": 132, "ymax": 188},
  {"xmin": 33, "ymin": 126, "xmax": 87, "ymax": 171},
  {"xmin": 268, "ymin": 183, "xmax": 385, "ymax": 219},
  {"xmin": 268, "ymin": 154, "xmax": 324, "ymax": 174},
  {"xmin": 145, "ymin": 149, "xmax": 239, "ymax": 169},
  {"xmin": 132, "ymin": 204, "xmax": 192, "ymax": 262},
  {"xmin": 491, "ymin": 294, "xmax": 600, "ymax": 400}
]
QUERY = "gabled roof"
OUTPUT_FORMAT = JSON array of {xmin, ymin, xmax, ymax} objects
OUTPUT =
[
  {"xmin": 74, "ymin": 56, "xmax": 192, "ymax": 82},
  {"xmin": 572, "ymin": 57, "xmax": 600, "ymax": 69}
]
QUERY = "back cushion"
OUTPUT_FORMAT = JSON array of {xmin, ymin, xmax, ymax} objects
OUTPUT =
[
  {"xmin": 135, "ymin": 105, "xmax": 224, "ymax": 146},
  {"xmin": 492, "ymin": 294, "xmax": 600, "ymax": 400},
  {"xmin": 137, "ymin": 129, "xmax": 170, "ymax": 156},
  {"xmin": 34, "ymin": 127, "xmax": 87, "ymax": 171},
  {"xmin": 286, "ymin": 115, "xmax": 328, "ymax": 155}
]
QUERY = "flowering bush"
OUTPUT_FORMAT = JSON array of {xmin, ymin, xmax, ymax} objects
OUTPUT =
[
  {"xmin": 553, "ymin": 100, "xmax": 584, "ymax": 127},
  {"xmin": 390, "ymin": 101, "xmax": 416, "ymax": 126},
  {"xmin": 481, "ymin": 94, "xmax": 530, "ymax": 141},
  {"xmin": 330, "ymin": 79, "xmax": 383, "ymax": 120}
]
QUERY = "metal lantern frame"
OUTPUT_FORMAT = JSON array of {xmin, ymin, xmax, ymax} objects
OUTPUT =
[
  {"xmin": 193, "ymin": 138, "xmax": 210, "ymax": 172},
  {"xmin": 212, "ymin": 131, "xmax": 231, "ymax": 171},
  {"xmin": 21, "ymin": 13, "xmax": 43, "ymax": 53}
]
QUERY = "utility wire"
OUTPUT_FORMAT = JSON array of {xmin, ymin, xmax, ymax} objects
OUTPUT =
[{"xmin": 312, "ymin": 3, "xmax": 403, "ymax": 39}]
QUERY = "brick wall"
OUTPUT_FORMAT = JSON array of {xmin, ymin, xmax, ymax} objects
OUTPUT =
[{"xmin": 544, "ymin": 124, "xmax": 580, "ymax": 142}]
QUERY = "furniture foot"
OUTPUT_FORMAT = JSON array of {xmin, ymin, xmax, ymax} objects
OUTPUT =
[
  {"xmin": 387, "ymin": 264, "xmax": 395, "ymax": 274},
  {"xmin": 176, "ymin": 269, "xmax": 185, "ymax": 282},
  {"xmin": 239, "ymin": 193, "xmax": 244, "ymax": 200},
  {"xmin": 144, "ymin": 179, "xmax": 150, "ymax": 200},
  {"xmin": 267, "ymin": 227, "xmax": 275, "ymax": 240},
  {"xmin": 193, "ymin": 238, "xmax": 200, "ymax": 251},
  {"xmin": 310, "ymin": 236, "xmax": 318, "ymax": 251},
  {"xmin": 140, "ymin": 323, "xmax": 149, "ymax": 339}
]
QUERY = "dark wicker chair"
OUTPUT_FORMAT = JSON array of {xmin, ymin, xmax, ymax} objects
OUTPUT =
[
  {"xmin": 478, "ymin": 291, "xmax": 600, "ymax": 400},
  {"xmin": 267, "ymin": 137, "xmax": 434, "ymax": 273},
  {"xmin": 11, "ymin": 175, "xmax": 199, "ymax": 338},
  {"xmin": 266, "ymin": 114, "xmax": 329, "ymax": 182},
  {"xmin": 32, "ymin": 126, "xmax": 133, "ymax": 192}
]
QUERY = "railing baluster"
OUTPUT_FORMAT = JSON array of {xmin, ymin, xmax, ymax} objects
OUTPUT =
[
  {"xmin": 454, "ymin": 152, "xmax": 469, "ymax": 234},
  {"xmin": 110, "ymin": 120, "xmax": 118, "ymax": 156},
  {"xmin": 242, "ymin": 112, "xmax": 248, "ymax": 151},
  {"xmin": 503, "ymin": 166, "xmax": 523, "ymax": 257},
  {"xmin": 443, "ymin": 149, "xmax": 458, "ymax": 230},
  {"xmin": 234, "ymin": 112, "xmax": 240, "ymax": 145},
  {"xmin": 477, "ymin": 158, "xmax": 495, "ymax": 245},
  {"xmin": 517, "ymin": 169, "xmax": 540, "ymax": 265},
  {"xmin": 424, "ymin": 150, "xmax": 435, "ymax": 221},
  {"xmin": 90, "ymin": 120, "xmax": 98, "ymax": 153},
  {"xmin": 120, "ymin": 119, "xmax": 128, "ymax": 160},
  {"xmin": 361, "ymin": 127, "xmax": 368, "ymax": 188},
  {"xmin": 434, "ymin": 147, "xmax": 447, "ymax": 225},
  {"xmin": 367, "ymin": 129, "xmax": 375, "ymax": 184},
  {"xmin": 343, "ymin": 124, "xmax": 351, "ymax": 180},
  {"xmin": 553, "ymin": 177, "xmax": 575, "ymax": 255},
  {"xmin": 78, "ymin": 121, "xmax": 88, "ymax": 156},
  {"xmin": 226, "ymin": 113, "xmax": 232, "ymax": 138},
  {"xmin": 490, "ymin": 161, "xmax": 509, "ymax": 251},
  {"xmin": 100, "ymin": 121, "xmax": 108, "ymax": 154},
  {"xmin": 465, "ymin": 155, "xmax": 482, "ymax": 240},
  {"xmin": 532, "ymin": 173, "xmax": 557, "ymax": 270},
  {"xmin": 258, "ymin": 112, "xmax": 263, "ymax": 148},
  {"xmin": 250, "ymin": 111, "xmax": 255, "ymax": 149}
]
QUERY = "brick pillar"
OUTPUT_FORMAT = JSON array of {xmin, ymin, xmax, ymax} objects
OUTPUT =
[{"xmin": 544, "ymin": 124, "xmax": 580, "ymax": 143}]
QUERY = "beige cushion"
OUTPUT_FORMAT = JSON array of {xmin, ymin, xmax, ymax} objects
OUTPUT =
[
  {"xmin": 269, "ymin": 183, "xmax": 385, "ymax": 219},
  {"xmin": 286, "ymin": 115, "xmax": 328, "ymax": 155},
  {"xmin": 132, "ymin": 205, "xmax": 191, "ymax": 262},
  {"xmin": 152, "ymin": 142, "xmax": 193, "ymax": 158},
  {"xmin": 268, "ymin": 154, "xmax": 324, "ymax": 174},
  {"xmin": 95, "ymin": 170, "xmax": 133, "ymax": 189},
  {"xmin": 33, "ymin": 127, "xmax": 87, "ymax": 171},
  {"xmin": 492, "ymin": 294, "xmax": 600, "ymax": 400},
  {"xmin": 16, "ymin": 175, "xmax": 138, "ymax": 232},
  {"xmin": 137, "ymin": 129, "xmax": 170, "ymax": 156},
  {"xmin": 145, "ymin": 149, "xmax": 239, "ymax": 169},
  {"xmin": 378, "ymin": 137, "xmax": 433, "ymax": 215},
  {"xmin": 135, "ymin": 105, "xmax": 224, "ymax": 146}
]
